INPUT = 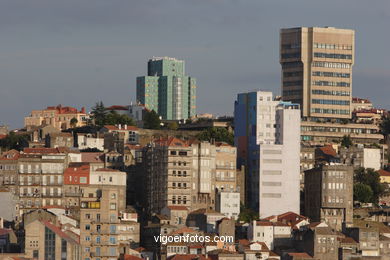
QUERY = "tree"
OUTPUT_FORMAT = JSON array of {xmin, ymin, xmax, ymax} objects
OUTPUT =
[
  {"xmin": 105, "ymin": 111, "xmax": 135, "ymax": 126},
  {"xmin": 197, "ymin": 127, "xmax": 234, "ymax": 145},
  {"xmin": 341, "ymin": 135, "xmax": 353, "ymax": 148},
  {"xmin": 70, "ymin": 117, "xmax": 78, "ymax": 128},
  {"xmin": 354, "ymin": 167, "xmax": 386, "ymax": 203},
  {"xmin": 354, "ymin": 183, "xmax": 373, "ymax": 203},
  {"xmin": 380, "ymin": 115, "xmax": 390, "ymax": 142},
  {"xmin": 238, "ymin": 204, "xmax": 259, "ymax": 223},
  {"xmin": 0, "ymin": 132, "xmax": 29, "ymax": 151},
  {"xmin": 91, "ymin": 101, "xmax": 107, "ymax": 127},
  {"xmin": 167, "ymin": 122, "xmax": 179, "ymax": 130},
  {"xmin": 144, "ymin": 110, "xmax": 161, "ymax": 129}
]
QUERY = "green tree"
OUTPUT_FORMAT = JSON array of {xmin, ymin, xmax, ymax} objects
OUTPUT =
[
  {"xmin": 354, "ymin": 183, "xmax": 373, "ymax": 203},
  {"xmin": 70, "ymin": 117, "xmax": 78, "ymax": 128},
  {"xmin": 380, "ymin": 115, "xmax": 390, "ymax": 141},
  {"xmin": 144, "ymin": 110, "xmax": 161, "ymax": 129},
  {"xmin": 341, "ymin": 135, "xmax": 353, "ymax": 148},
  {"xmin": 167, "ymin": 122, "xmax": 179, "ymax": 130},
  {"xmin": 354, "ymin": 167, "xmax": 386, "ymax": 203},
  {"xmin": 91, "ymin": 101, "xmax": 107, "ymax": 127},
  {"xmin": 238, "ymin": 204, "xmax": 259, "ymax": 223},
  {"xmin": 0, "ymin": 132, "xmax": 29, "ymax": 151},
  {"xmin": 197, "ymin": 127, "xmax": 234, "ymax": 145},
  {"xmin": 105, "ymin": 111, "xmax": 135, "ymax": 126}
]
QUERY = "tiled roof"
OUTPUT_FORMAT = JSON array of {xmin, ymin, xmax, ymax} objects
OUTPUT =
[
  {"xmin": 379, "ymin": 169, "xmax": 390, "ymax": 177},
  {"xmin": 287, "ymin": 252, "xmax": 312, "ymax": 258},
  {"xmin": 167, "ymin": 254, "xmax": 210, "ymax": 260},
  {"xmin": 167, "ymin": 205, "xmax": 189, "ymax": 211},
  {"xmin": 0, "ymin": 228, "xmax": 13, "ymax": 236},
  {"xmin": 155, "ymin": 137, "xmax": 189, "ymax": 147},
  {"xmin": 0, "ymin": 134, "xmax": 7, "ymax": 139},
  {"xmin": 23, "ymin": 148, "xmax": 63, "ymax": 154},
  {"xmin": 103, "ymin": 125, "xmax": 138, "ymax": 131},
  {"xmin": 95, "ymin": 168, "xmax": 122, "ymax": 172},
  {"xmin": 339, "ymin": 236, "xmax": 358, "ymax": 244},
  {"xmin": 318, "ymin": 145, "xmax": 337, "ymax": 157},
  {"xmin": 123, "ymin": 255, "xmax": 143, "ymax": 260},
  {"xmin": 169, "ymin": 227, "xmax": 198, "ymax": 235},
  {"xmin": 106, "ymin": 105, "xmax": 129, "ymax": 111},
  {"xmin": 0, "ymin": 149, "xmax": 20, "ymax": 160},
  {"xmin": 41, "ymin": 220, "xmax": 78, "ymax": 244},
  {"xmin": 80, "ymin": 152, "xmax": 104, "ymax": 163}
]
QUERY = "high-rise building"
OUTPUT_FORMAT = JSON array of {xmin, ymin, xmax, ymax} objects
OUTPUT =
[
  {"xmin": 304, "ymin": 164, "xmax": 353, "ymax": 231},
  {"xmin": 136, "ymin": 57, "xmax": 197, "ymax": 120},
  {"xmin": 234, "ymin": 91, "xmax": 301, "ymax": 217},
  {"xmin": 280, "ymin": 27, "xmax": 355, "ymax": 120}
]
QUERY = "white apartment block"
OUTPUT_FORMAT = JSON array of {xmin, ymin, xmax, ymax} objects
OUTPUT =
[{"xmin": 235, "ymin": 91, "xmax": 301, "ymax": 218}]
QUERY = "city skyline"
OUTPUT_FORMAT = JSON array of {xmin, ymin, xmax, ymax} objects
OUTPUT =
[{"xmin": 0, "ymin": 0, "xmax": 389, "ymax": 129}]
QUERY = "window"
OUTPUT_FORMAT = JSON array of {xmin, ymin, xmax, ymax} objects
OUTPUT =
[
  {"xmin": 110, "ymin": 203, "xmax": 116, "ymax": 210},
  {"xmin": 111, "ymin": 193, "xmax": 116, "ymax": 199},
  {"xmin": 96, "ymin": 236, "xmax": 101, "ymax": 243},
  {"xmin": 110, "ymin": 236, "xmax": 116, "ymax": 244},
  {"xmin": 85, "ymin": 224, "xmax": 90, "ymax": 230}
]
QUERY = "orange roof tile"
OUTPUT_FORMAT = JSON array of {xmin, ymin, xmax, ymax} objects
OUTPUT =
[
  {"xmin": 80, "ymin": 152, "xmax": 104, "ymax": 163},
  {"xmin": 318, "ymin": 145, "xmax": 337, "ymax": 157},
  {"xmin": 123, "ymin": 255, "xmax": 143, "ymax": 260},
  {"xmin": 379, "ymin": 169, "xmax": 390, "ymax": 177},
  {"xmin": 167, "ymin": 205, "xmax": 189, "ymax": 211},
  {"xmin": 103, "ymin": 125, "xmax": 138, "ymax": 131},
  {"xmin": 41, "ymin": 220, "xmax": 78, "ymax": 244}
]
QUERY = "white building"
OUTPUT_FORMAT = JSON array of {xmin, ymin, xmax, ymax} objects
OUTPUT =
[
  {"xmin": 215, "ymin": 191, "xmax": 240, "ymax": 220},
  {"xmin": 77, "ymin": 133, "xmax": 104, "ymax": 151},
  {"xmin": 235, "ymin": 91, "xmax": 301, "ymax": 218},
  {"xmin": 247, "ymin": 220, "xmax": 291, "ymax": 250},
  {"xmin": 89, "ymin": 168, "xmax": 127, "ymax": 185}
]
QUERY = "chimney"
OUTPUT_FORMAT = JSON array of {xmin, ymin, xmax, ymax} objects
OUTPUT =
[
  {"xmin": 124, "ymin": 124, "xmax": 127, "ymax": 130},
  {"xmin": 81, "ymin": 107, "xmax": 86, "ymax": 114},
  {"xmin": 118, "ymin": 124, "xmax": 121, "ymax": 130}
]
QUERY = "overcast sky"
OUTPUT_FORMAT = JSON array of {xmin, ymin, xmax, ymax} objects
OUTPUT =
[{"xmin": 0, "ymin": 0, "xmax": 389, "ymax": 128}]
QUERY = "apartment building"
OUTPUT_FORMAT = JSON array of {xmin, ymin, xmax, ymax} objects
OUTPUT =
[
  {"xmin": 24, "ymin": 209, "xmax": 81, "ymax": 260},
  {"xmin": 0, "ymin": 149, "xmax": 20, "ymax": 194},
  {"xmin": 304, "ymin": 164, "xmax": 353, "ymax": 231},
  {"xmin": 234, "ymin": 91, "xmax": 301, "ymax": 217},
  {"xmin": 280, "ymin": 27, "xmax": 354, "ymax": 120},
  {"xmin": 136, "ymin": 57, "xmax": 197, "ymax": 120},
  {"xmin": 18, "ymin": 148, "xmax": 68, "ymax": 217},
  {"xmin": 215, "ymin": 142, "xmax": 237, "ymax": 192},
  {"xmin": 339, "ymin": 146, "xmax": 382, "ymax": 170},
  {"xmin": 143, "ymin": 137, "xmax": 193, "ymax": 214},
  {"xmin": 78, "ymin": 169, "xmax": 130, "ymax": 260},
  {"xmin": 24, "ymin": 104, "xmax": 89, "ymax": 130}
]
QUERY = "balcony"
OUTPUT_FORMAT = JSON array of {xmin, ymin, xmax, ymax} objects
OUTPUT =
[
  {"xmin": 43, "ymin": 193, "xmax": 63, "ymax": 198},
  {"xmin": 64, "ymin": 192, "xmax": 82, "ymax": 197}
]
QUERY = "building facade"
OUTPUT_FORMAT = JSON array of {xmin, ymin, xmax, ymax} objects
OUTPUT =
[
  {"xmin": 304, "ymin": 164, "xmax": 353, "ymax": 231},
  {"xmin": 136, "ymin": 57, "xmax": 196, "ymax": 120},
  {"xmin": 234, "ymin": 91, "xmax": 301, "ymax": 217},
  {"xmin": 280, "ymin": 27, "xmax": 355, "ymax": 120}
]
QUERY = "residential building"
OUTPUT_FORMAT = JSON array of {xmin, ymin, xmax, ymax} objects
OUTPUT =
[
  {"xmin": 280, "ymin": 27, "xmax": 354, "ymax": 120},
  {"xmin": 234, "ymin": 91, "xmax": 301, "ymax": 217},
  {"xmin": 186, "ymin": 209, "xmax": 225, "ymax": 233},
  {"xmin": 76, "ymin": 133, "xmax": 104, "ymax": 151},
  {"xmin": 292, "ymin": 222, "xmax": 341, "ymax": 260},
  {"xmin": 300, "ymin": 119, "xmax": 383, "ymax": 144},
  {"xmin": 79, "ymin": 182, "xmax": 128, "ymax": 259},
  {"xmin": 299, "ymin": 146, "xmax": 315, "ymax": 188},
  {"xmin": 215, "ymin": 143, "xmax": 237, "ymax": 193},
  {"xmin": 18, "ymin": 148, "xmax": 68, "ymax": 217},
  {"xmin": 247, "ymin": 220, "xmax": 291, "ymax": 250},
  {"xmin": 161, "ymin": 206, "xmax": 189, "ymax": 226},
  {"xmin": 352, "ymin": 97, "xmax": 373, "ymax": 111},
  {"xmin": 24, "ymin": 209, "xmax": 81, "ymax": 260},
  {"xmin": 304, "ymin": 164, "xmax": 353, "ymax": 231},
  {"xmin": 136, "ymin": 57, "xmax": 197, "ymax": 120},
  {"xmin": 0, "ymin": 149, "xmax": 20, "ymax": 195},
  {"xmin": 45, "ymin": 132, "xmax": 74, "ymax": 148},
  {"xmin": 339, "ymin": 146, "xmax": 382, "ymax": 170},
  {"xmin": 24, "ymin": 104, "xmax": 89, "ymax": 130},
  {"xmin": 215, "ymin": 191, "xmax": 240, "ymax": 220}
]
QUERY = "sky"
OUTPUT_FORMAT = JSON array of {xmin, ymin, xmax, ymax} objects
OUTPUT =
[{"xmin": 0, "ymin": 0, "xmax": 389, "ymax": 128}]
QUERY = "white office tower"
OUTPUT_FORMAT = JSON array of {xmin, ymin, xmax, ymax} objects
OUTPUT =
[{"xmin": 234, "ymin": 91, "xmax": 301, "ymax": 218}]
